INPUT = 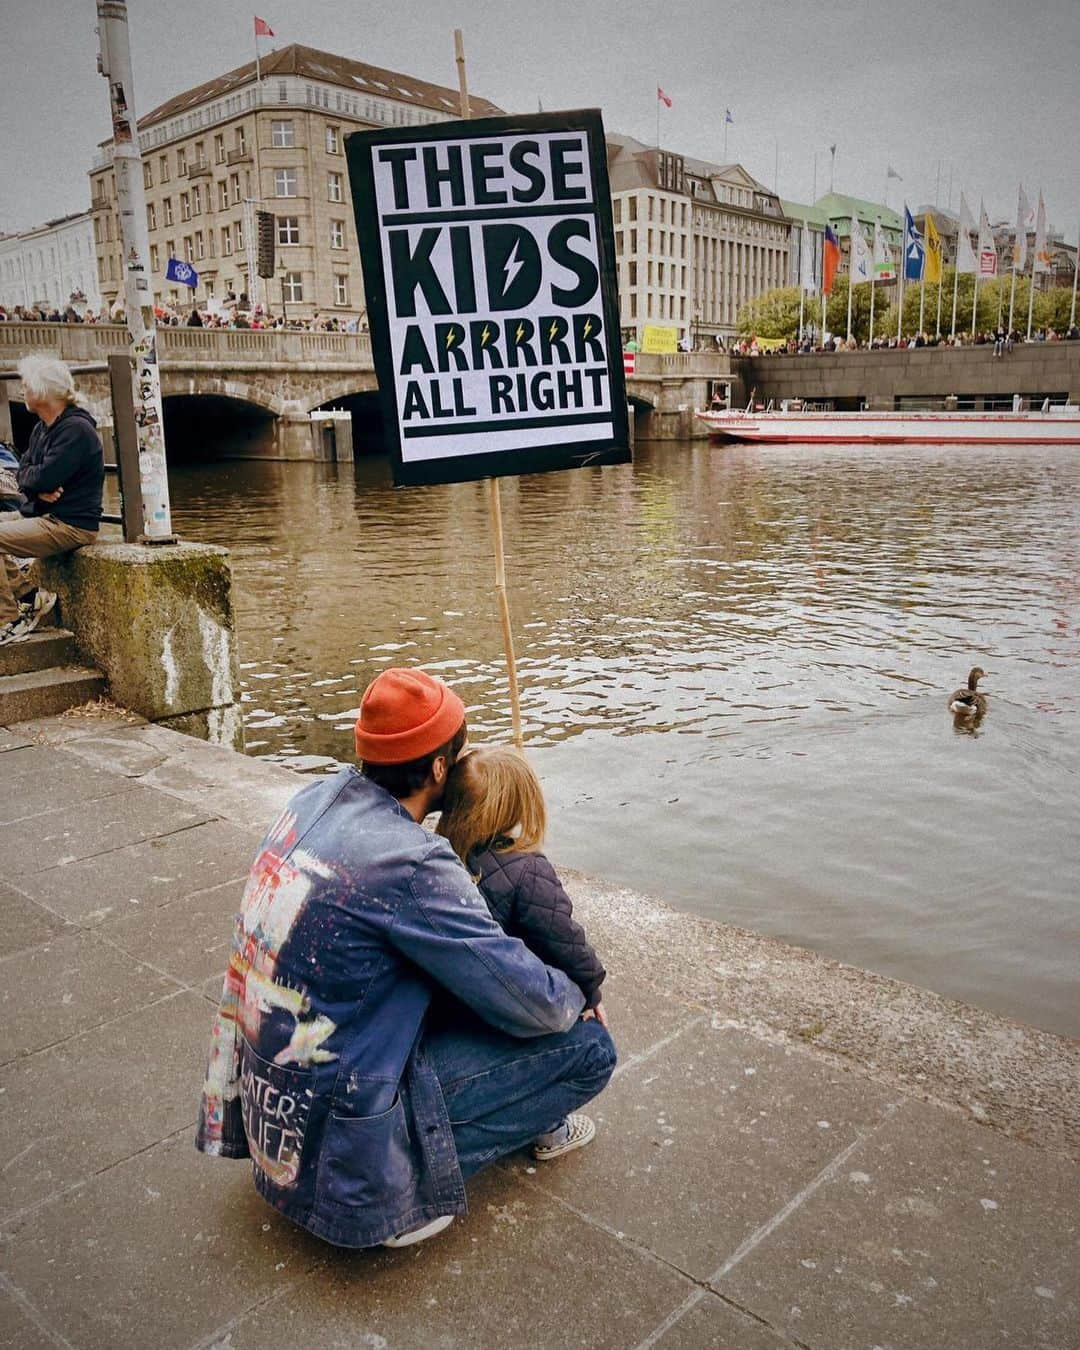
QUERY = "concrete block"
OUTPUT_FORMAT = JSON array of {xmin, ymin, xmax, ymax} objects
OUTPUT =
[{"xmin": 41, "ymin": 540, "xmax": 243, "ymax": 749}]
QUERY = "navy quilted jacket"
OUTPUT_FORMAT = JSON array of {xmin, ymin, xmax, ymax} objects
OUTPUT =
[{"xmin": 470, "ymin": 845, "xmax": 606, "ymax": 1009}]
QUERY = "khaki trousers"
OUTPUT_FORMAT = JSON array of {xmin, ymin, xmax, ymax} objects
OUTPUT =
[{"xmin": 0, "ymin": 514, "xmax": 97, "ymax": 623}]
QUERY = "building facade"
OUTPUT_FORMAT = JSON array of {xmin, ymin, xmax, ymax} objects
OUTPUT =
[
  {"xmin": 784, "ymin": 193, "xmax": 903, "ymax": 288},
  {"xmin": 88, "ymin": 44, "xmax": 502, "ymax": 318},
  {"xmin": 607, "ymin": 134, "xmax": 790, "ymax": 345},
  {"xmin": 0, "ymin": 212, "xmax": 102, "ymax": 314}
]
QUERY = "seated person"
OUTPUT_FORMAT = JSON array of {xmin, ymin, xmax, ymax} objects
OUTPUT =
[{"xmin": 0, "ymin": 356, "xmax": 103, "ymax": 645}]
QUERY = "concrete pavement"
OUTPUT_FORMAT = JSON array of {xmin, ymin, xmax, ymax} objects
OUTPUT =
[{"xmin": 1, "ymin": 710, "xmax": 1077, "ymax": 1349}]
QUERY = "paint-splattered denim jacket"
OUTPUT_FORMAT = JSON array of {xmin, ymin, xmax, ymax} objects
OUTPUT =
[{"xmin": 195, "ymin": 767, "xmax": 584, "ymax": 1248}]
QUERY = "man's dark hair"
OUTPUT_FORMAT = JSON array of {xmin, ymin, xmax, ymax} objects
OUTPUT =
[{"xmin": 361, "ymin": 721, "xmax": 467, "ymax": 799}]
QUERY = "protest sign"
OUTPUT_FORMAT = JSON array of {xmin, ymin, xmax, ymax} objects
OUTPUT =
[
  {"xmin": 346, "ymin": 109, "xmax": 630, "ymax": 487},
  {"xmin": 641, "ymin": 324, "xmax": 678, "ymax": 354}
]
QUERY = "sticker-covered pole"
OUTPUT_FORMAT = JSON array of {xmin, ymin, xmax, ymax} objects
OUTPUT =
[
  {"xmin": 96, "ymin": 0, "xmax": 174, "ymax": 542},
  {"xmin": 454, "ymin": 29, "xmax": 524, "ymax": 751}
]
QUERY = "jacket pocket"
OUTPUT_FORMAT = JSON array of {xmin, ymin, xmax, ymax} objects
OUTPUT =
[
  {"xmin": 317, "ymin": 1094, "xmax": 417, "ymax": 1210},
  {"xmin": 239, "ymin": 1039, "xmax": 315, "ymax": 1190}
]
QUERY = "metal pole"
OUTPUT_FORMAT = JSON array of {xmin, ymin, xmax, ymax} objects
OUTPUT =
[
  {"xmin": 1070, "ymin": 222, "xmax": 1079, "ymax": 330},
  {"xmin": 96, "ymin": 0, "xmax": 174, "ymax": 542}
]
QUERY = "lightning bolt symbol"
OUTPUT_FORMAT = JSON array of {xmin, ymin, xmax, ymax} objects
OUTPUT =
[
  {"xmin": 480, "ymin": 324, "xmax": 491, "ymax": 346},
  {"xmin": 502, "ymin": 239, "xmax": 524, "ymax": 294},
  {"xmin": 446, "ymin": 330, "xmax": 457, "ymax": 348},
  {"xmin": 548, "ymin": 320, "xmax": 559, "ymax": 341},
  {"xmin": 583, "ymin": 318, "xmax": 593, "ymax": 339},
  {"xmin": 515, "ymin": 322, "xmax": 525, "ymax": 343}
]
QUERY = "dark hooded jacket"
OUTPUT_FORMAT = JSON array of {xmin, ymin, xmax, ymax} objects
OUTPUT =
[{"xmin": 17, "ymin": 405, "xmax": 103, "ymax": 531}]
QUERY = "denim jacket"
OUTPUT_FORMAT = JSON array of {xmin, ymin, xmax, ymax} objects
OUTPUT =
[{"xmin": 195, "ymin": 767, "xmax": 584, "ymax": 1248}]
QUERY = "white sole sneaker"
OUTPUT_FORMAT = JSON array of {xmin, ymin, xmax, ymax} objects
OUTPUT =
[
  {"xmin": 20, "ymin": 590, "xmax": 56, "ymax": 634},
  {"xmin": 531, "ymin": 1112, "xmax": 596, "ymax": 1161},
  {"xmin": 381, "ymin": 1213, "xmax": 455, "ymax": 1248}
]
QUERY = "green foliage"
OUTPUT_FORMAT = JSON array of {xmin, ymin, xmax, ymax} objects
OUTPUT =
[
  {"xmin": 1034, "ymin": 284, "xmax": 1078, "ymax": 333},
  {"xmin": 736, "ymin": 277, "xmax": 891, "ymax": 343},
  {"xmin": 735, "ymin": 286, "xmax": 803, "ymax": 339}
]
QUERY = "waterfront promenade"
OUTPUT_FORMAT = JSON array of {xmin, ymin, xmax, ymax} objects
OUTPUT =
[{"xmin": 2, "ymin": 708, "xmax": 1078, "ymax": 1349}]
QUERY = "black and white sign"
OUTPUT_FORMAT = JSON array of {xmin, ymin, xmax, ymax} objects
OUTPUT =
[{"xmin": 346, "ymin": 110, "xmax": 630, "ymax": 487}]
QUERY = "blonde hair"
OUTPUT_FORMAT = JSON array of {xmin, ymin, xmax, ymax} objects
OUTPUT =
[
  {"xmin": 17, "ymin": 354, "xmax": 79, "ymax": 406},
  {"xmin": 438, "ymin": 746, "xmax": 547, "ymax": 864}
]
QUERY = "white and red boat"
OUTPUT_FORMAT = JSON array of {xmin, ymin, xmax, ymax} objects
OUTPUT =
[{"xmin": 695, "ymin": 403, "xmax": 1080, "ymax": 445}]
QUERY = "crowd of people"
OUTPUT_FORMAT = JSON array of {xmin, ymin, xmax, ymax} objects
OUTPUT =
[
  {"xmin": 726, "ymin": 325, "xmax": 1080, "ymax": 357},
  {"xmin": 0, "ymin": 297, "xmax": 367, "ymax": 333}
]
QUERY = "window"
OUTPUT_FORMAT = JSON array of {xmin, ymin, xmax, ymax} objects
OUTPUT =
[
  {"xmin": 176, "ymin": 148, "xmax": 186, "ymax": 175},
  {"xmin": 194, "ymin": 141, "xmax": 205, "ymax": 165},
  {"xmin": 218, "ymin": 180, "xmax": 229, "ymax": 211},
  {"xmin": 278, "ymin": 82, "xmax": 288, "ymax": 102},
  {"xmin": 163, "ymin": 197, "xmax": 173, "ymax": 226},
  {"xmin": 180, "ymin": 192, "xmax": 191, "ymax": 222},
  {"xmin": 195, "ymin": 231, "xmax": 205, "ymax": 260},
  {"xmin": 329, "ymin": 219, "xmax": 345, "ymax": 248},
  {"xmin": 235, "ymin": 126, "xmax": 247, "ymax": 155},
  {"xmin": 230, "ymin": 173, "xmax": 242, "ymax": 204},
  {"xmin": 282, "ymin": 270, "xmax": 303, "ymax": 302},
  {"xmin": 271, "ymin": 120, "xmax": 295, "ymax": 147},
  {"xmin": 146, "ymin": 203, "xmax": 156, "ymax": 231},
  {"xmin": 628, "ymin": 261, "xmax": 637, "ymax": 286},
  {"xmin": 334, "ymin": 274, "xmax": 348, "ymax": 305},
  {"xmin": 159, "ymin": 155, "xmax": 169, "ymax": 183},
  {"xmin": 325, "ymin": 125, "xmax": 340, "ymax": 154},
  {"xmin": 166, "ymin": 239, "xmax": 175, "ymax": 261},
  {"xmin": 191, "ymin": 185, "xmax": 202, "ymax": 215},
  {"xmin": 234, "ymin": 221, "xmax": 244, "ymax": 252},
  {"xmin": 183, "ymin": 235, "xmax": 194, "ymax": 262},
  {"xmin": 327, "ymin": 172, "xmax": 343, "ymax": 203},
  {"xmin": 613, "ymin": 199, "xmax": 622, "ymax": 225},
  {"xmin": 221, "ymin": 226, "xmax": 232, "ymax": 256},
  {"xmin": 277, "ymin": 216, "xmax": 300, "ymax": 245},
  {"xmin": 150, "ymin": 244, "xmax": 159, "ymax": 271},
  {"xmin": 629, "ymin": 197, "xmax": 637, "ymax": 222},
  {"xmin": 214, "ymin": 134, "xmax": 225, "ymax": 164},
  {"xmin": 275, "ymin": 168, "xmax": 297, "ymax": 197},
  {"xmin": 143, "ymin": 162, "xmax": 153, "ymax": 189}
]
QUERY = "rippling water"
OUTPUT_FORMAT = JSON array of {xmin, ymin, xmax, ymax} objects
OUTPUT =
[{"xmin": 166, "ymin": 441, "xmax": 1080, "ymax": 1036}]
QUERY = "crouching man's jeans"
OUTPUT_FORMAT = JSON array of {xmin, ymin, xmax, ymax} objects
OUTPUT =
[{"xmin": 423, "ymin": 1009, "xmax": 617, "ymax": 1179}]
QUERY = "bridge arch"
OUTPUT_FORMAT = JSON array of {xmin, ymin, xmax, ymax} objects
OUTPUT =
[{"xmin": 161, "ymin": 392, "xmax": 277, "ymax": 461}]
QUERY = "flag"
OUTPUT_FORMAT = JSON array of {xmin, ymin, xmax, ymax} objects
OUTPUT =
[
  {"xmin": 955, "ymin": 193, "xmax": 977, "ymax": 273},
  {"xmin": 924, "ymin": 213, "xmax": 943, "ymax": 284},
  {"xmin": 1013, "ymin": 185, "xmax": 1032, "ymax": 271},
  {"xmin": 657, "ymin": 86, "xmax": 672, "ymax": 107},
  {"xmin": 873, "ymin": 219, "xmax": 896, "ymax": 280},
  {"xmin": 887, "ymin": 165, "xmax": 902, "ymax": 181},
  {"xmin": 254, "ymin": 15, "xmax": 274, "ymax": 36},
  {"xmin": 1032, "ymin": 193, "xmax": 1051, "ymax": 274},
  {"xmin": 725, "ymin": 108, "xmax": 734, "ymax": 125},
  {"xmin": 903, "ymin": 205, "xmax": 925, "ymax": 281},
  {"xmin": 977, "ymin": 202, "xmax": 998, "ymax": 277},
  {"xmin": 165, "ymin": 257, "xmax": 199, "ymax": 288},
  {"xmin": 799, "ymin": 222, "xmax": 817, "ymax": 294},
  {"xmin": 822, "ymin": 224, "xmax": 840, "ymax": 296},
  {"xmin": 849, "ymin": 216, "xmax": 872, "ymax": 284}
]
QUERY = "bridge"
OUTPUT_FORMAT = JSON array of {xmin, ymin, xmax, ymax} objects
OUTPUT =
[{"xmin": 0, "ymin": 323, "xmax": 732, "ymax": 458}]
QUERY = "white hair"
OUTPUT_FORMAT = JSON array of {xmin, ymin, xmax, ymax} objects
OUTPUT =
[{"xmin": 17, "ymin": 354, "xmax": 79, "ymax": 406}]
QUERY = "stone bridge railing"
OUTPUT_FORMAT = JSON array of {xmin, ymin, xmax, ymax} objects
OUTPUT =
[{"xmin": 0, "ymin": 322, "xmax": 373, "ymax": 371}]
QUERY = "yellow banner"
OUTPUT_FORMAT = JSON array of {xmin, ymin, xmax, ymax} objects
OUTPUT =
[
  {"xmin": 754, "ymin": 336, "xmax": 787, "ymax": 351},
  {"xmin": 641, "ymin": 324, "xmax": 679, "ymax": 354},
  {"xmin": 924, "ymin": 214, "xmax": 943, "ymax": 285}
]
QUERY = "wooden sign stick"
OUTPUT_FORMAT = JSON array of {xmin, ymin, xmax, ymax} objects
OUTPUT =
[{"xmin": 454, "ymin": 28, "xmax": 525, "ymax": 751}]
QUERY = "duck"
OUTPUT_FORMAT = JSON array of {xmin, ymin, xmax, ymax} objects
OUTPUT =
[{"xmin": 949, "ymin": 667, "xmax": 988, "ymax": 716}]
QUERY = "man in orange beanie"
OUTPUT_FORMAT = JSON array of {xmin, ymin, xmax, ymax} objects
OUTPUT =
[{"xmin": 197, "ymin": 666, "xmax": 616, "ymax": 1250}]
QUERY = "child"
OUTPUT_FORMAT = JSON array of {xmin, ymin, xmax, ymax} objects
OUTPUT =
[{"xmin": 439, "ymin": 746, "xmax": 608, "ymax": 1159}]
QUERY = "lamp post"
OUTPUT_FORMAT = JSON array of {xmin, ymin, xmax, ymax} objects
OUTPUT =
[{"xmin": 278, "ymin": 258, "xmax": 288, "ymax": 327}]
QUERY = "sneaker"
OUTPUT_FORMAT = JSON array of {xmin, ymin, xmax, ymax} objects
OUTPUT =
[
  {"xmin": 17, "ymin": 589, "xmax": 56, "ymax": 634},
  {"xmin": 381, "ymin": 1213, "xmax": 455, "ymax": 1249},
  {"xmin": 0, "ymin": 614, "xmax": 32, "ymax": 646},
  {"xmin": 531, "ymin": 1113, "xmax": 596, "ymax": 1161}
]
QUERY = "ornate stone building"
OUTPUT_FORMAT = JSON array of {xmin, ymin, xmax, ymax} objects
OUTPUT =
[
  {"xmin": 607, "ymin": 133, "xmax": 790, "ymax": 345},
  {"xmin": 0, "ymin": 212, "xmax": 102, "ymax": 314},
  {"xmin": 88, "ymin": 44, "xmax": 502, "ymax": 318}
]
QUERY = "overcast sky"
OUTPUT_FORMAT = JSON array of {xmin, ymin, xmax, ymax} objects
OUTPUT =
[{"xmin": 2, "ymin": 0, "xmax": 1078, "ymax": 240}]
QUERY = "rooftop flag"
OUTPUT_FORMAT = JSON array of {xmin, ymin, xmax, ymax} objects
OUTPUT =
[
  {"xmin": 955, "ymin": 193, "xmax": 977, "ymax": 273},
  {"xmin": 872, "ymin": 219, "xmax": 896, "ymax": 280},
  {"xmin": 725, "ymin": 108, "xmax": 734, "ymax": 125},
  {"xmin": 903, "ymin": 205, "xmax": 925, "ymax": 281},
  {"xmin": 886, "ymin": 165, "xmax": 902, "ymax": 181},
  {"xmin": 254, "ymin": 15, "xmax": 274, "ymax": 36},
  {"xmin": 657, "ymin": 86, "xmax": 672, "ymax": 107},
  {"xmin": 822, "ymin": 224, "xmax": 840, "ymax": 296},
  {"xmin": 924, "ymin": 213, "xmax": 943, "ymax": 285}
]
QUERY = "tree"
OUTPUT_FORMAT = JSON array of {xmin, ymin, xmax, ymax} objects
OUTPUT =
[
  {"xmin": 736, "ymin": 278, "xmax": 891, "ymax": 343},
  {"xmin": 735, "ymin": 286, "xmax": 803, "ymax": 339},
  {"xmin": 1033, "ymin": 284, "xmax": 1077, "ymax": 333}
]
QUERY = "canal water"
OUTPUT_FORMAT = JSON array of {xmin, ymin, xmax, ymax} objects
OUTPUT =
[{"xmin": 165, "ymin": 440, "xmax": 1080, "ymax": 1038}]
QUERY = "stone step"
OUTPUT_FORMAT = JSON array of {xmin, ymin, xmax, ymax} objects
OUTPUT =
[
  {"xmin": 0, "ymin": 665, "xmax": 107, "ymax": 723},
  {"xmin": 0, "ymin": 628, "xmax": 77, "ymax": 678}
]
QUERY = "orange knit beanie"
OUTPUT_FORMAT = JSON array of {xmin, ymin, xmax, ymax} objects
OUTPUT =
[{"xmin": 355, "ymin": 667, "xmax": 466, "ymax": 764}]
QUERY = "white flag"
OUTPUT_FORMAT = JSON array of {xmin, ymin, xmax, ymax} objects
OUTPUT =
[
  {"xmin": 955, "ymin": 193, "xmax": 978, "ymax": 274},
  {"xmin": 1032, "ymin": 193, "xmax": 1051, "ymax": 274},
  {"xmin": 799, "ymin": 221, "xmax": 817, "ymax": 294},
  {"xmin": 849, "ymin": 215, "xmax": 872, "ymax": 284},
  {"xmin": 977, "ymin": 202, "xmax": 998, "ymax": 277},
  {"xmin": 1013, "ymin": 185, "xmax": 1032, "ymax": 271},
  {"xmin": 872, "ymin": 219, "xmax": 896, "ymax": 280}
]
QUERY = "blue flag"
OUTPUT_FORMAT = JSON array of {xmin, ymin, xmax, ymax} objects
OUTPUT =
[
  {"xmin": 903, "ymin": 206, "xmax": 925, "ymax": 282},
  {"xmin": 165, "ymin": 257, "xmax": 199, "ymax": 288}
]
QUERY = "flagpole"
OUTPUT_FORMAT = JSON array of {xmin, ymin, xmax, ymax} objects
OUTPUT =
[
  {"xmin": 846, "ymin": 228, "xmax": 854, "ymax": 342},
  {"xmin": 1007, "ymin": 269, "xmax": 1018, "ymax": 335},
  {"xmin": 798, "ymin": 220, "xmax": 806, "ymax": 343},
  {"xmin": 897, "ymin": 205, "xmax": 905, "ymax": 340},
  {"xmin": 935, "ymin": 267, "xmax": 944, "ymax": 338},
  {"xmin": 1070, "ymin": 220, "xmax": 1079, "ymax": 330},
  {"xmin": 950, "ymin": 262, "xmax": 960, "ymax": 339},
  {"xmin": 918, "ymin": 276, "xmax": 926, "ymax": 336},
  {"xmin": 869, "ymin": 272, "xmax": 876, "ymax": 348},
  {"xmin": 1026, "ymin": 256, "xmax": 1036, "ymax": 340}
]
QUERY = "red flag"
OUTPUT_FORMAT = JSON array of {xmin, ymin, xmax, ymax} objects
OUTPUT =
[
  {"xmin": 822, "ymin": 224, "xmax": 840, "ymax": 297},
  {"xmin": 657, "ymin": 87, "xmax": 672, "ymax": 108},
  {"xmin": 254, "ymin": 15, "xmax": 274, "ymax": 36}
]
